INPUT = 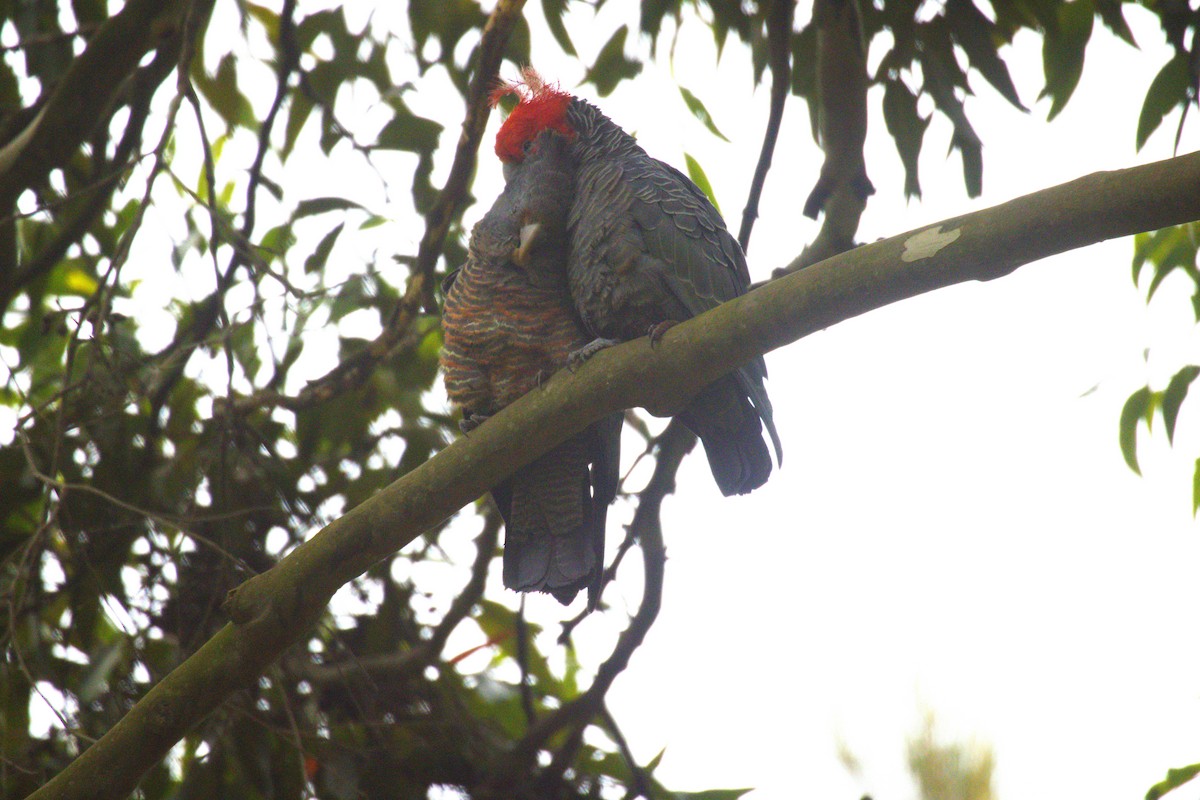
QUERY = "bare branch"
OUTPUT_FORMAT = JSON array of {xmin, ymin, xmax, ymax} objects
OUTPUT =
[
  {"xmin": 406, "ymin": 0, "xmax": 529, "ymax": 315},
  {"xmin": 739, "ymin": 0, "xmax": 795, "ymax": 252},
  {"xmin": 802, "ymin": 0, "xmax": 873, "ymax": 223},
  {"xmin": 601, "ymin": 704, "xmax": 659, "ymax": 800}
]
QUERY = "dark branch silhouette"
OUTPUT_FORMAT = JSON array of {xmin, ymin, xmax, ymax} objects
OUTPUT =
[{"xmin": 739, "ymin": 0, "xmax": 795, "ymax": 253}]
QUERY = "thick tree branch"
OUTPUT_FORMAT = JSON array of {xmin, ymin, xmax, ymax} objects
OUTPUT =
[
  {"xmin": 29, "ymin": 150, "xmax": 1200, "ymax": 800},
  {"xmin": 801, "ymin": 0, "xmax": 873, "ymax": 239}
]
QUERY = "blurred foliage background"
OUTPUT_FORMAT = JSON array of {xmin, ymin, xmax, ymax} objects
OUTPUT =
[{"xmin": 0, "ymin": 0, "xmax": 1197, "ymax": 797}]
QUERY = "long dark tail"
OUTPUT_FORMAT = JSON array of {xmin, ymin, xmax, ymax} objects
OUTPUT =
[
  {"xmin": 495, "ymin": 414, "xmax": 622, "ymax": 606},
  {"xmin": 679, "ymin": 369, "xmax": 779, "ymax": 496}
]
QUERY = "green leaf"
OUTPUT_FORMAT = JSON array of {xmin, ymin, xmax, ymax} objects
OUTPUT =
[
  {"xmin": 561, "ymin": 642, "xmax": 580, "ymax": 697},
  {"xmin": 1162, "ymin": 366, "xmax": 1200, "ymax": 444},
  {"xmin": 641, "ymin": 0, "xmax": 680, "ymax": 47},
  {"xmin": 541, "ymin": 0, "xmax": 577, "ymax": 56},
  {"xmin": 71, "ymin": 0, "xmax": 108, "ymax": 25},
  {"xmin": 408, "ymin": 0, "xmax": 487, "ymax": 70},
  {"xmin": 191, "ymin": 53, "xmax": 256, "ymax": 130},
  {"xmin": 245, "ymin": 1, "xmax": 280, "ymax": 42},
  {"xmin": 583, "ymin": 25, "xmax": 642, "ymax": 97},
  {"xmin": 790, "ymin": 24, "xmax": 820, "ymax": 141},
  {"xmin": 1093, "ymin": 0, "xmax": 1136, "ymax": 46},
  {"xmin": 229, "ymin": 320, "xmax": 262, "ymax": 381},
  {"xmin": 0, "ymin": 59, "xmax": 20, "ymax": 109},
  {"xmin": 673, "ymin": 790, "xmax": 754, "ymax": 800},
  {"xmin": 282, "ymin": 90, "xmax": 314, "ymax": 160},
  {"xmin": 1132, "ymin": 229, "xmax": 1162, "ymax": 285},
  {"xmin": 882, "ymin": 78, "xmax": 928, "ymax": 199},
  {"xmin": 683, "ymin": 153, "xmax": 722, "ymax": 216},
  {"xmin": 259, "ymin": 223, "xmax": 295, "ymax": 256},
  {"xmin": 919, "ymin": 22, "xmax": 983, "ymax": 196},
  {"xmin": 375, "ymin": 101, "xmax": 444, "ymax": 153},
  {"xmin": 293, "ymin": 8, "xmax": 340, "ymax": 53},
  {"xmin": 705, "ymin": 0, "xmax": 752, "ymax": 58},
  {"xmin": 1132, "ymin": 223, "xmax": 1200, "ymax": 300},
  {"xmin": 46, "ymin": 257, "xmax": 99, "ymax": 297},
  {"xmin": 305, "ymin": 222, "xmax": 345, "ymax": 274},
  {"xmin": 77, "ymin": 640, "xmax": 125, "ymax": 704},
  {"xmin": 503, "ymin": 14, "xmax": 532, "ymax": 68},
  {"xmin": 1039, "ymin": 0, "xmax": 1094, "ymax": 120},
  {"xmin": 1194, "ymin": 460, "xmax": 1200, "ymax": 516},
  {"xmin": 294, "ymin": 196, "xmax": 367, "ymax": 219},
  {"xmin": 678, "ymin": 85, "xmax": 730, "ymax": 142},
  {"xmin": 1137, "ymin": 52, "xmax": 1190, "ymax": 151},
  {"xmin": 1119, "ymin": 386, "xmax": 1153, "ymax": 475},
  {"xmin": 1147, "ymin": 762, "xmax": 1200, "ymax": 800},
  {"xmin": 944, "ymin": 0, "xmax": 1027, "ymax": 111}
]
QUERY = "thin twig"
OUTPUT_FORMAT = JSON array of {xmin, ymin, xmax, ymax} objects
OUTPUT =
[
  {"xmin": 739, "ymin": 0, "xmax": 795, "ymax": 252},
  {"xmin": 515, "ymin": 598, "xmax": 537, "ymax": 725},
  {"xmin": 405, "ymin": 0, "xmax": 529, "ymax": 316},
  {"xmin": 226, "ymin": 0, "xmax": 528, "ymax": 419},
  {"xmin": 601, "ymin": 703, "xmax": 657, "ymax": 799},
  {"xmin": 0, "ymin": 24, "xmax": 100, "ymax": 52},
  {"xmin": 17, "ymin": 432, "xmax": 266, "ymax": 575}
]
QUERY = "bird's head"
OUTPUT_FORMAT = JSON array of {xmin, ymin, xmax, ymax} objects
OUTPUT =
[{"xmin": 491, "ymin": 67, "xmax": 575, "ymax": 165}]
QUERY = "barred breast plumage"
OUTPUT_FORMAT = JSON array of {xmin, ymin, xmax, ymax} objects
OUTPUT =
[{"xmin": 440, "ymin": 131, "xmax": 620, "ymax": 607}]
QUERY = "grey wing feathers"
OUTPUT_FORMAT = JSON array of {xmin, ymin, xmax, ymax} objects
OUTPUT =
[
  {"xmin": 627, "ymin": 160, "xmax": 749, "ymax": 314},
  {"xmin": 627, "ymin": 157, "xmax": 783, "ymax": 465}
]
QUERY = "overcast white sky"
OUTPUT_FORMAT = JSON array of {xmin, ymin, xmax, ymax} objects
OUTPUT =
[{"xmin": 447, "ymin": 3, "xmax": 1200, "ymax": 799}]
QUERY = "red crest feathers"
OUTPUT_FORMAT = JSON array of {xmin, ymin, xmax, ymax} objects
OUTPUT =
[{"xmin": 493, "ymin": 67, "xmax": 575, "ymax": 163}]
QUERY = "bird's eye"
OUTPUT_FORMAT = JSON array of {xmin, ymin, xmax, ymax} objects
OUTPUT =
[{"xmin": 522, "ymin": 140, "xmax": 534, "ymax": 154}]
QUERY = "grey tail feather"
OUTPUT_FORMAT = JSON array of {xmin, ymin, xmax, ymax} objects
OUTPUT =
[
  {"xmin": 501, "ymin": 517, "xmax": 599, "ymax": 605},
  {"xmin": 679, "ymin": 374, "xmax": 776, "ymax": 496},
  {"xmin": 736, "ymin": 363, "xmax": 783, "ymax": 466},
  {"xmin": 495, "ymin": 416, "xmax": 622, "ymax": 607}
]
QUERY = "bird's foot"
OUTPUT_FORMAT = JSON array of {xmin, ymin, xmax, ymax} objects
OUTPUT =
[
  {"xmin": 646, "ymin": 320, "xmax": 678, "ymax": 346},
  {"xmin": 568, "ymin": 337, "xmax": 620, "ymax": 371},
  {"xmin": 459, "ymin": 412, "xmax": 490, "ymax": 434}
]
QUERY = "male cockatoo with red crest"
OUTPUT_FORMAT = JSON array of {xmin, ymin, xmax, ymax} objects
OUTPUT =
[{"xmin": 491, "ymin": 69, "xmax": 782, "ymax": 496}]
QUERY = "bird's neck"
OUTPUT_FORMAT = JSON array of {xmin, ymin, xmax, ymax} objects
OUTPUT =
[{"xmin": 565, "ymin": 98, "xmax": 641, "ymax": 160}]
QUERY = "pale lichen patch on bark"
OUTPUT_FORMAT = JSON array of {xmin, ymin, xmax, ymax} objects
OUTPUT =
[{"xmin": 901, "ymin": 225, "xmax": 962, "ymax": 262}]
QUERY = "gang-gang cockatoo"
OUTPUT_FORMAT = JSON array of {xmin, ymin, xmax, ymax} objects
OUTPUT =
[
  {"xmin": 441, "ymin": 130, "xmax": 621, "ymax": 606},
  {"xmin": 491, "ymin": 70, "xmax": 781, "ymax": 496}
]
